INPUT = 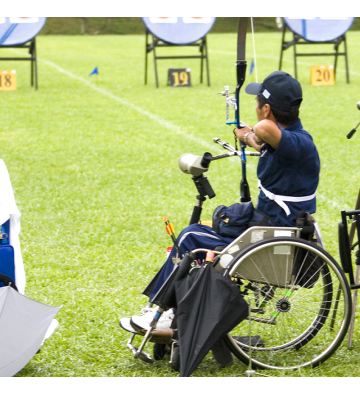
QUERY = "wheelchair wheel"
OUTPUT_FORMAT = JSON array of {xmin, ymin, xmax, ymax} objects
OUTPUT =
[
  {"xmin": 224, "ymin": 237, "xmax": 352, "ymax": 370},
  {"xmin": 153, "ymin": 343, "xmax": 170, "ymax": 361},
  {"xmin": 171, "ymin": 344, "xmax": 180, "ymax": 372}
]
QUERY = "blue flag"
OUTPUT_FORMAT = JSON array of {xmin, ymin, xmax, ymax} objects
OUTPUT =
[
  {"xmin": 249, "ymin": 59, "xmax": 254, "ymax": 76},
  {"xmin": 89, "ymin": 67, "xmax": 99, "ymax": 76}
]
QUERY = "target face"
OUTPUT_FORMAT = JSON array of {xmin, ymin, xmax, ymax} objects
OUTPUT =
[
  {"xmin": 284, "ymin": 17, "xmax": 354, "ymax": 42},
  {"xmin": 142, "ymin": 17, "xmax": 216, "ymax": 45},
  {"xmin": 0, "ymin": 17, "xmax": 46, "ymax": 46}
]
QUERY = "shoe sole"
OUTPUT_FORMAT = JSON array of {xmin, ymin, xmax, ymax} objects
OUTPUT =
[
  {"xmin": 130, "ymin": 318, "xmax": 173, "ymax": 344},
  {"xmin": 119, "ymin": 318, "xmax": 138, "ymax": 334}
]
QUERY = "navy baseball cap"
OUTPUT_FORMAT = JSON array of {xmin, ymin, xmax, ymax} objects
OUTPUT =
[{"xmin": 245, "ymin": 71, "xmax": 302, "ymax": 112}]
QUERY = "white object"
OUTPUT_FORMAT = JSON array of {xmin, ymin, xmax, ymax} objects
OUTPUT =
[
  {"xmin": 0, "ymin": 287, "xmax": 60, "ymax": 377},
  {"xmin": 251, "ymin": 230, "xmax": 265, "ymax": 243},
  {"xmin": 0, "ymin": 159, "xmax": 25, "ymax": 294},
  {"xmin": 131, "ymin": 308, "xmax": 174, "ymax": 331},
  {"xmin": 40, "ymin": 319, "xmax": 59, "ymax": 347},
  {"xmin": 149, "ymin": 17, "xmax": 177, "ymax": 24},
  {"xmin": 183, "ymin": 17, "xmax": 211, "ymax": 24},
  {"xmin": 259, "ymin": 180, "xmax": 317, "ymax": 217},
  {"xmin": 219, "ymin": 254, "xmax": 234, "ymax": 269},
  {"xmin": 274, "ymin": 230, "xmax": 292, "ymax": 237},
  {"xmin": 9, "ymin": 17, "xmax": 39, "ymax": 24}
]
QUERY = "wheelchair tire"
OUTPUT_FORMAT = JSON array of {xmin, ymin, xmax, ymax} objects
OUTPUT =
[
  {"xmin": 153, "ymin": 343, "xmax": 169, "ymax": 361},
  {"xmin": 171, "ymin": 345, "xmax": 180, "ymax": 372},
  {"xmin": 223, "ymin": 237, "xmax": 352, "ymax": 370}
]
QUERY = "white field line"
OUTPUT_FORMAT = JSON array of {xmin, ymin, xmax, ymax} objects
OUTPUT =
[
  {"xmin": 40, "ymin": 57, "xmax": 222, "ymax": 153},
  {"xmin": 211, "ymin": 50, "xmax": 360, "ymax": 76}
]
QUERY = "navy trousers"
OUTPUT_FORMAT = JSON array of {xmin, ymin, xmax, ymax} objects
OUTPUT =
[{"xmin": 149, "ymin": 224, "xmax": 235, "ymax": 301}]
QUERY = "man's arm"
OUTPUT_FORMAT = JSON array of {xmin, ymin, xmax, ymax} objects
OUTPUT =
[{"xmin": 234, "ymin": 120, "xmax": 282, "ymax": 151}]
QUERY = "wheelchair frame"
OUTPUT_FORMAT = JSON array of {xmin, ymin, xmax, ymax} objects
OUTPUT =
[{"xmin": 338, "ymin": 187, "xmax": 360, "ymax": 349}]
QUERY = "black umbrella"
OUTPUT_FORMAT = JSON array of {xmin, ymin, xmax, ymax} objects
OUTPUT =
[
  {"xmin": 175, "ymin": 263, "xmax": 248, "ymax": 377},
  {"xmin": 145, "ymin": 254, "xmax": 193, "ymax": 311}
]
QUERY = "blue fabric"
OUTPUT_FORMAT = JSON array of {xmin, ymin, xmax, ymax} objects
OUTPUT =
[
  {"xmin": 149, "ymin": 224, "xmax": 235, "ymax": 300},
  {"xmin": 0, "ymin": 245, "xmax": 15, "ymax": 287},
  {"xmin": 257, "ymin": 119, "xmax": 320, "ymax": 227},
  {"xmin": 213, "ymin": 201, "xmax": 254, "ymax": 238},
  {"xmin": 0, "ymin": 219, "xmax": 15, "ymax": 287},
  {"xmin": 1, "ymin": 219, "xmax": 9, "ymax": 245}
]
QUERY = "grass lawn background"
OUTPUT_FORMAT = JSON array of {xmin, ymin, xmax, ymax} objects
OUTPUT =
[{"xmin": 0, "ymin": 30, "xmax": 359, "ymax": 376}]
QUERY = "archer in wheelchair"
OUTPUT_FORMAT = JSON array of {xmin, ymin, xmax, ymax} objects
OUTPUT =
[{"xmin": 119, "ymin": 71, "xmax": 353, "ymax": 374}]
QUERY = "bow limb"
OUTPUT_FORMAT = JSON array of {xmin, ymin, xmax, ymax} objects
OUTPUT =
[
  {"xmin": 235, "ymin": 17, "xmax": 251, "ymax": 202},
  {"xmin": 235, "ymin": 17, "xmax": 248, "ymax": 119}
]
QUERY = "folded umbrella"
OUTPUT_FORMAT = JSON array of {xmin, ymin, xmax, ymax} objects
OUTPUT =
[
  {"xmin": 175, "ymin": 263, "xmax": 248, "ymax": 377},
  {"xmin": 148, "ymin": 254, "xmax": 193, "ymax": 311},
  {"xmin": 0, "ymin": 286, "xmax": 61, "ymax": 377}
]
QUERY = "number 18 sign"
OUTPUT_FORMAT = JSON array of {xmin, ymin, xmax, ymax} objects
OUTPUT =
[{"xmin": 0, "ymin": 70, "xmax": 17, "ymax": 91}]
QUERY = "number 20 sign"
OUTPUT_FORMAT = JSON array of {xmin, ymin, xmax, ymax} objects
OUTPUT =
[{"xmin": 311, "ymin": 65, "xmax": 335, "ymax": 86}]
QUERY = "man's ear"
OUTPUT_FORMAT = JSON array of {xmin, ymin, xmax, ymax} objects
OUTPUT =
[{"xmin": 264, "ymin": 103, "xmax": 271, "ymax": 118}]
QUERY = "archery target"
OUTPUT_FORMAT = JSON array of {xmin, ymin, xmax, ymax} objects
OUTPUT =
[
  {"xmin": 0, "ymin": 17, "xmax": 46, "ymax": 46},
  {"xmin": 284, "ymin": 17, "xmax": 355, "ymax": 42},
  {"xmin": 142, "ymin": 17, "xmax": 216, "ymax": 45}
]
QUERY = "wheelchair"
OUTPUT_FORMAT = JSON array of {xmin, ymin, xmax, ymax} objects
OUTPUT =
[
  {"xmin": 122, "ymin": 145, "xmax": 356, "ymax": 373},
  {"xmin": 124, "ymin": 222, "xmax": 352, "ymax": 372}
]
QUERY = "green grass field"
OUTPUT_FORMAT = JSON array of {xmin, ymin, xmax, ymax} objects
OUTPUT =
[{"xmin": 1, "ymin": 31, "xmax": 360, "ymax": 377}]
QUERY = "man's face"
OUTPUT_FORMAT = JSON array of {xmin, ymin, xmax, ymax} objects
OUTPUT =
[
  {"xmin": 255, "ymin": 97, "xmax": 272, "ymax": 123},
  {"xmin": 255, "ymin": 98, "xmax": 265, "ymax": 122}
]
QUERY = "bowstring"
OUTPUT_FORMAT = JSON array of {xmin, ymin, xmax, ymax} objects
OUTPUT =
[{"xmin": 251, "ymin": 17, "xmax": 258, "ymax": 83}]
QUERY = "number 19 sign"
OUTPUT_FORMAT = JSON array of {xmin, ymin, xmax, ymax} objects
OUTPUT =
[
  {"xmin": 168, "ymin": 68, "xmax": 191, "ymax": 87},
  {"xmin": 0, "ymin": 70, "xmax": 17, "ymax": 91}
]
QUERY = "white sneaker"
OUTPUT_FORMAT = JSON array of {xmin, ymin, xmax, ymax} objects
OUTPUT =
[
  {"xmin": 141, "ymin": 306, "xmax": 157, "ymax": 315},
  {"xmin": 119, "ymin": 317, "xmax": 138, "ymax": 333},
  {"xmin": 130, "ymin": 308, "xmax": 175, "ymax": 333}
]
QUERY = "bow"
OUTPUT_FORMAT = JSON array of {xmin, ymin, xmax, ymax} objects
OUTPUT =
[
  {"xmin": 236, "ymin": 17, "xmax": 251, "ymax": 202},
  {"xmin": 218, "ymin": 18, "xmax": 256, "ymax": 202}
]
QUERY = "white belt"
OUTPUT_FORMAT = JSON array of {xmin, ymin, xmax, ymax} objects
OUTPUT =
[{"xmin": 258, "ymin": 180, "xmax": 317, "ymax": 217}]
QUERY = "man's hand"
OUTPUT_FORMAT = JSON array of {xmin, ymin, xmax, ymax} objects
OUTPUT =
[
  {"xmin": 234, "ymin": 126, "xmax": 264, "ymax": 152},
  {"xmin": 234, "ymin": 119, "xmax": 282, "ymax": 151}
]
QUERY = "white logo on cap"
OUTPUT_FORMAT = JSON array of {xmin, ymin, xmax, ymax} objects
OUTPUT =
[{"xmin": 262, "ymin": 89, "xmax": 271, "ymax": 99}]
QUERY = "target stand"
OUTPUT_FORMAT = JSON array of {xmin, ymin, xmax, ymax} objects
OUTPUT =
[
  {"xmin": 142, "ymin": 17, "xmax": 216, "ymax": 88},
  {"xmin": 279, "ymin": 17, "xmax": 354, "ymax": 83},
  {"xmin": 0, "ymin": 17, "xmax": 47, "ymax": 90}
]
